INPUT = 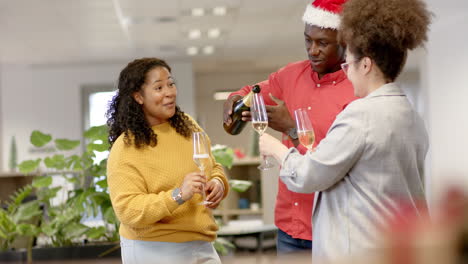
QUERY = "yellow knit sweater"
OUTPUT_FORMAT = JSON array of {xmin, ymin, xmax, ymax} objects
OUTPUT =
[{"xmin": 107, "ymin": 120, "xmax": 229, "ymax": 242}]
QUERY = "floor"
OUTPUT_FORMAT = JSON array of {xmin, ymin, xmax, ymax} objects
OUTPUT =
[{"xmin": 0, "ymin": 251, "xmax": 312, "ymax": 264}]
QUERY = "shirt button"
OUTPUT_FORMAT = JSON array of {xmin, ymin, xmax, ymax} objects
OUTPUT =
[
  {"xmin": 294, "ymin": 202, "xmax": 298, "ymax": 206},
  {"xmin": 316, "ymin": 84, "xmax": 321, "ymax": 87}
]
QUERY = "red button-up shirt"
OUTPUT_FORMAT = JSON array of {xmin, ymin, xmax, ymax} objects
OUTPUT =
[{"xmin": 230, "ymin": 60, "xmax": 357, "ymax": 240}]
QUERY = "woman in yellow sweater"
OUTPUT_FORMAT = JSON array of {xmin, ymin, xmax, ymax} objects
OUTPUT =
[{"xmin": 106, "ymin": 57, "xmax": 229, "ymax": 264}]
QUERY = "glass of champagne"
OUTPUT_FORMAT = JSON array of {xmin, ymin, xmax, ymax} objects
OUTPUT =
[
  {"xmin": 192, "ymin": 131, "xmax": 213, "ymax": 205},
  {"xmin": 251, "ymin": 93, "xmax": 274, "ymax": 170},
  {"xmin": 294, "ymin": 108, "xmax": 315, "ymax": 151}
]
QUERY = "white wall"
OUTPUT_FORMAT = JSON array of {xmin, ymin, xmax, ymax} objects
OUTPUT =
[
  {"xmin": 0, "ymin": 60, "xmax": 194, "ymax": 169},
  {"xmin": 422, "ymin": 0, "xmax": 468, "ymax": 205}
]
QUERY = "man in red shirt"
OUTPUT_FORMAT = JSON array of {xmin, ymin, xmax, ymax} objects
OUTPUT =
[{"xmin": 223, "ymin": 0, "xmax": 357, "ymax": 254}]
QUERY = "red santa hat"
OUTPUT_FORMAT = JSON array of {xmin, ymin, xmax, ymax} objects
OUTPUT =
[{"xmin": 302, "ymin": 0, "xmax": 347, "ymax": 29}]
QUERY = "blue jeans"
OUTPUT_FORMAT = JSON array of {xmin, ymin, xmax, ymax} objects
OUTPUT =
[{"xmin": 276, "ymin": 228, "xmax": 312, "ymax": 254}]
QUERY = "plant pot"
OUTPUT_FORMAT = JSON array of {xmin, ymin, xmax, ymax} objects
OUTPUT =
[
  {"xmin": 0, "ymin": 249, "xmax": 26, "ymax": 262},
  {"xmin": 0, "ymin": 243, "xmax": 120, "ymax": 262},
  {"xmin": 32, "ymin": 243, "xmax": 120, "ymax": 260}
]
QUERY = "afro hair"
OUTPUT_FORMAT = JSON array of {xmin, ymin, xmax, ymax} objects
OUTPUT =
[{"xmin": 339, "ymin": 0, "xmax": 432, "ymax": 80}]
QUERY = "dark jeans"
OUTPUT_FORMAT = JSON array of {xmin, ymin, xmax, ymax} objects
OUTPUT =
[{"xmin": 276, "ymin": 228, "xmax": 312, "ymax": 254}]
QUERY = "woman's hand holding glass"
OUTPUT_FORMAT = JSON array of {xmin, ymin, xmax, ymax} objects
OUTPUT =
[
  {"xmin": 192, "ymin": 131, "xmax": 214, "ymax": 205},
  {"xmin": 204, "ymin": 179, "xmax": 225, "ymax": 209},
  {"xmin": 180, "ymin": 172, "xmax": 206, "ymax": 202},
  {"xmin": 259, "ymin": 133, "xmax": 289, "ymax": 165}
]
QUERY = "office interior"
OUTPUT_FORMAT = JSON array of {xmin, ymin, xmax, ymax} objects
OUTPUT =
[{"xmin": 0, "ymin": 0, "xmax": 467, "ymax": 263}]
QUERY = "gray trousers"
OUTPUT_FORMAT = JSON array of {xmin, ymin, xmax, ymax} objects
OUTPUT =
[{"xmin": 120, "ymin": 236, "xmax": 221, "ymax": 264}]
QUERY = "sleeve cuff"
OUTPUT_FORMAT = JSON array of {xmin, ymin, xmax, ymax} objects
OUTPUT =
[
  {"xmin": 212, "ymin": 176, "xmax": 229, "ymax": 198},
  {"xmin": 212, "ymin": 177, "xmax": 225, "ymax": 191},
  {"xmin": 280, "ymin": 147, "xmax": 300, "ymax": 178},
  {"xmin": 165, "ymin": 190, "xmax": 181, "ymax": 213}
]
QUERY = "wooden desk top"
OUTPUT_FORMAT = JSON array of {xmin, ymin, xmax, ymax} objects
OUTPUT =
[{"xmin": 218, "ymin": 223, "xmax": 277, "ymax": 236}]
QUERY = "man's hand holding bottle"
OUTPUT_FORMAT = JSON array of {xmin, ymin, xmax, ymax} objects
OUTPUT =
[
  {"xmin": 223, "ymin": 94, "xmax": 244, "ymax": 125},
  {"xmin": 223, "ymin": 91, "xmax": 295, "ymax": 135}
]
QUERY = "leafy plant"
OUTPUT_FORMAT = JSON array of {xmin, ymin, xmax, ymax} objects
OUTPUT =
[
  {"xmin": 211, "ymin": 144, "xmax": 234, "ymax": 169},
  {"xmin": 211, "ymin": 145, "xmax": 253, "ymax": 256},
  {"xmin": 211, "ymin": 144, "xmax": 252, "ymax": 193},
  {"xmin": 16, "ymin": 125, "xmax": 118, "ymax": 248},
  {"xmin": 213, "ymin": 237, "xmax": 235, "ymax": 256},
  {"xmin": 0, "ymin": 185, "xmax": 42, "ymax": 264},
  {"xmin": 229, "ymin": 180, "xmax": 253, "ymax": 193}
]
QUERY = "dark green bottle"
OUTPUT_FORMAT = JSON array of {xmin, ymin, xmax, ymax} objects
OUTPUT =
[{"xmin": 224, "ymin": 85, "xmax": 261, "ymax": 135}]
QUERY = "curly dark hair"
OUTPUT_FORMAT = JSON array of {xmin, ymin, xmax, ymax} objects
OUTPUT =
[
  {"xmin": 339, "ymin": 0, "xmax": 432, "ymax": 81},
  {"xmin": 106, "ymin": 58, "xmax": 195, "ymax": 149}
]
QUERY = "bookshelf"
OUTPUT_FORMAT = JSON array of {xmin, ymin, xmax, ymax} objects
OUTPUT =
[{"xmin": 214, "ymin": 157, "xmax": 279, "ymax": 225}]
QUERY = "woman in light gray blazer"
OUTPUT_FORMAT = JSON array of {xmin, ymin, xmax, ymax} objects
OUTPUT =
[{"xmin": 259, "ymin": 0, "xmax": 432, "ymax": 262}]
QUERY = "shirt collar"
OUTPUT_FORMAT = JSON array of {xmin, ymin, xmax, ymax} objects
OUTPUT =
[
  {"xmin": 311, "ymin": 67, "xmax": 347, "ymax": 85},
  {"xmin": 365, "ymin": 83, "xmax": 405, "ymax": 98}
]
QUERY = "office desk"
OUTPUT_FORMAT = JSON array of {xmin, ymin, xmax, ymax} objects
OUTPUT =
[{"xmin": 218, "ymin": 224, "xmax": 277, "ymax": 252}]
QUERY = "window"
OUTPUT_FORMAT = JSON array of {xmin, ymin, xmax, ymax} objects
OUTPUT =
[
  {"xmin": 81, "ymin": 85, "xmax": 115, "ymax": 224},
  {"xmin": 88, "ymin": 91, "xmax": 116, "ymax": 164}
]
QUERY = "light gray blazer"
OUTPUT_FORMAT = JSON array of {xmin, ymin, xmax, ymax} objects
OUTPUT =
[{"xmin": 280, "ymin": 83, "xmax": 429, "ymax": 262}]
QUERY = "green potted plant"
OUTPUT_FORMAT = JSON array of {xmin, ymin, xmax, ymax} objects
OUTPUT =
[
  {"xmin": 0, "ymin": 185, "xmax": 41, "ymax": 263},
  {"xmin": 1, "ymin": 125, "xmax": 119, "ymax": 261},
  {"xmin": 210, "ymin": 144, "xmax": 252, "ymax": 255},
  {"xmin": 211, "ymin": 144, "xmax": 252, "ymax": 193}
]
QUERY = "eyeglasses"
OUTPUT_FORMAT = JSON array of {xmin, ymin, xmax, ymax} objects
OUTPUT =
[{"xmin": 341, "ymin": 60, "xmax": 358, "ymax": 75}]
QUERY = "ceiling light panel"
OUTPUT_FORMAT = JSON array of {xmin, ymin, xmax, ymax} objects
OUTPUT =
[
  {"xmin": 180, "ymin": 0, "xmax": 240, "ymax": 9},
  {"xmin": 122, "ymin": 16, "xmax": 146, "ymax": 26},
  {"xmin": 191, "ymin": 8, "xmax": 205, "ymax": 17},
  {"xmin": 188, "ymin": 29, "xmax": 202, "ymax": 39},
  {"xmin": 212, "ymin": 6, "xmax": 227, "ymax": 16},
  {"xmin": 203, "ymin": 45, "xmax": 215, "ymax": 55},
  {"xmin": 207, "ymin": 28, "xmax": 221, "ymax": 39},
  {"xmin": 187, "ymin": 46, "xmax": 199, "ymax": 56},
  {"xmin": 178, "ymin": 13, "xmax": 234, "ymax": 32},
  {"xmin": 213, "ymin": 91, "xmax": 235, "ymax": 101}
]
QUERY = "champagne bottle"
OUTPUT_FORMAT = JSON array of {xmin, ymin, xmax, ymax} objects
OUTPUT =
[{"xmin": 224, "ymin": 84, "xmax": 261, "ymax": 135}]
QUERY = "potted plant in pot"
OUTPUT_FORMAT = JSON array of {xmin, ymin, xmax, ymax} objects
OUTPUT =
[
  {"xmin": 210, "ymin": 144, "xmax": 253, "ymax": 256},
  {"xmin": 1, "ymin": 125, "xmax": 120, "ymax": 262},
  {"xmin": 0, "ymin": 185, "xmax": 42, "ymax": 263}
]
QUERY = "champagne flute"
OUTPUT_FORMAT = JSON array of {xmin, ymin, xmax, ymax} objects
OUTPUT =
[
  {"xmin": 251, "ymin": 93, "xmax": 274, "ymax": 170},
  {"xmin": 294, "ymin": 108, "xmax": 315, "ymax": 151},
  {"xmin": 192, "ymin": 131, "xmax": 213, "ymax": 205}
]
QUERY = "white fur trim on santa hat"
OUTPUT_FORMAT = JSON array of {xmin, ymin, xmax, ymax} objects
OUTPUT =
[{"xmin": 302, "ymin": 4, "xmax": 341, "ymax": 29}]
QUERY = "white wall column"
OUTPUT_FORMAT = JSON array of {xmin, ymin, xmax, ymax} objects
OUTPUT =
[{"xmin": 422, "ymin": 0, "xmax": 468, "ymax": 206}]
